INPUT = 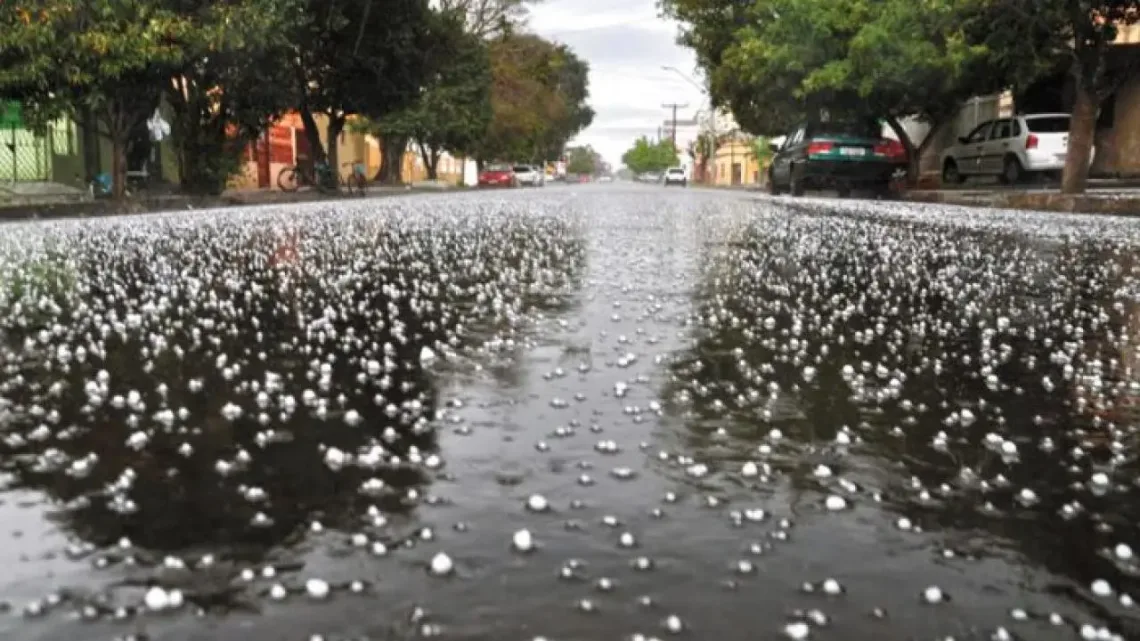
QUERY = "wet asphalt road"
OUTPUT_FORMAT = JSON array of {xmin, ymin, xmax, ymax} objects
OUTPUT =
[{"xmin": 1, "ymin": 184, "xmax": 1140, "ymax": 641}]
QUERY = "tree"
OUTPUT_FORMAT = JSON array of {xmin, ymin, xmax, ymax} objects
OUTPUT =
[
  {"xmin": 476, "ymin": 33, "xmax": 593, "ymax": 165},
  {"xmin": 290, "ymin": 0, "xmax": 434, "ymax": 185},
  {"xmin": 621, "ymin": 136, "xmax": 679, "ymax": 173},
  {"xmin": 0, "ymin": 0, "xmax": 188, "ymax": 199},
  {"xmin": 374, "ymin": 9, "xmax": 492, "ymax": 180},
  {"xmin": 688, "ymin": 130, "xmax": 721, "ymax": 183},
  {"xmin": 162, "ymin": 0, "xmax": 299, "ymax": 195},
  {"xmin": 971, "ymin": 1, "xmax": 1140, "ymax": 194},
  {"xmin": 436, "ymin": 0, "xmax": 536, "ymax": 38},
  {"xmin": 565, "ymin": 145, "xmax": 597, "ymax": 175},
  {"xmin": 681, "ymin": 0, "xmax": 996, "ymax": 182}
]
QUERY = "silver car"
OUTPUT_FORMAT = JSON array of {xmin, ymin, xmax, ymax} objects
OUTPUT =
[
  {"xmin": 940, "ymin": 113, "xmax": 1094, "ymax": 185},
  {"xmin": 513, "ymin": 165, "xmax": 545, "ymax": 187}
]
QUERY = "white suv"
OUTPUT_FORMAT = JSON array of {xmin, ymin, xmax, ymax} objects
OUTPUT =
[
  {"xmin": 663, "ymin": 167, "xmax": 687, "ymax": 187},
  {"xmin": 513, "ymin": 165, "xmax": 545, "ymax": 187},
  {"xmin": 940, "ymin": 113, "xmax": 1094, "ymax": 185}
]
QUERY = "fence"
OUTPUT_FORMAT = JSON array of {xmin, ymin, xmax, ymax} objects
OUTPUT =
[{"xmin": 0, "ymin": 120, "xmax": 75, "ymax": 182}]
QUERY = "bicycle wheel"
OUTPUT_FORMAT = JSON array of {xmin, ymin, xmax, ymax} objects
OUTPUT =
[{"xmin": 277, "ymin": 167, "xmax": 301, "ymax": 192}]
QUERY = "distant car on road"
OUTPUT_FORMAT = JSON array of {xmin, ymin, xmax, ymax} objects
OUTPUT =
[
  {"xmin": 663, "ymin": 167, "xmax": 687, "ymax": 187},
  {"xmin": 478, "ymin": 163, "xmax": 517, "ymax": 188},
  {"xmin": 768, "ymin": 116, "xmax": 907, "ymax": 198},
  {"xmin": 639, "ymin": 172, "xmax": 662, "ymax": 183},
  {"xmin": 939, "ymin": 113, "xmax": 1092, "ymax": 185},
  {"xmin": 513, "ymin": 164, "xmax": 545, "ymax": 187}
]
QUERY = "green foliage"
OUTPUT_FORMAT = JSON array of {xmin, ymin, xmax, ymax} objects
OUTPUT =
[
  {"xmin": 477, "ymin": 33, "xmax": 593, "ymax": 163},
  {"xmin": 749, "ymin": 135, "xmax": 772, "ymax": 165},
  {"xmin": 565, "ymin": 145, "xmax": 598, "ymax": 175},
  {"xmin": 621, "ymin": 136, "xmax": 678, "ymax": 173},
  {"xmin": 375, "ymin": 8, "xmax": 492, "ymax": 175}
]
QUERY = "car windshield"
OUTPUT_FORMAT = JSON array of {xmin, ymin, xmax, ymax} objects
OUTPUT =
[
  {"xmin": 513, "ymin": 165, "xmax": 532, "ymax": 172},
  {"xmin": 667, "ymin": 169, "xmax": 684, "ymax": 175},
  {"xmin": 486, "ymin": 164, "xmax": 511, "ymax": 172},
  {"xmin": 817, "ymin": 118, "xmax": 879, "ymax": 138},
  {"xmin": 1026, "ymin": 116, "xmax": 1070, "ymax": 133}
]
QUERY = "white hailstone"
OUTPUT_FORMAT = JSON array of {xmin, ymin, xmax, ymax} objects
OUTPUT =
[
  {"xmin": 620, "ymin": 532, "xmax": 637, "ymax": 548},
  {"xmin": 371, "ymin": 541, "xmax": 388, "ymax": 556},
  {"xmin": 1115, "ymin": 543, "xmax": 1133, "ymax": 561},
  {"xmin": 813, "ymin": 464, "xmax": 832, "ymax": 478},
  {"xmin": 741, "ymin": 461, "xmax": 760, "ymax": 477},
  {"xmin": 344, "ymin": 409, "xmax": 361, "ymax": 426},
  {"xmin": 144, "ymin": 586, "xmax": 170, "ymax": 611},
  {"xmin": 1091, "ymin": 579, "xmax": 1113, "ymax": 597},
  {"xmin": 420, "ymin": 347, "xmax": 438, "ymax": 365},
  {"xmin": 305, "ymin": 579, "xmax": 330, "ymax": 600},
  {"xmin": 425, "ymin": 454, "xmax": 443, "ymax": 469},
  {"xmin": 351, "ymin": 533, "xmax": 368, "ymax": 547},
  {"xmin": 512, "ymin": 529, "xmax": 535, "ymax": 552},
  {"xmin": 526, "ymin": 494, "xmax": 550, "ymax": 512},
  {"xmin": 896, "ymin": 517, "xmax": 913, "ymax": 531},
  {"xmin": 664, "ymin": 614, "xmax": 684, "ymax": 633},
  {"xmin": 126, "ymin": 431, "xmax": 149, "ymax": 450},
  {"xmin": 824, "ymin": 495, "xmax": 847, "ymax": 511},
  {"xmin": 922, "ymin": 586, "xmax": 945, "ymax": 604},
  {"xmin": 350, "ymin": 580, "xmax": 364, "ymax": 593},
  {"xmin": 737, "ymin": 560, "xmax": 755, "ymax": 574},
  {"xmin": 821, "ymin": 578, "xmax": 842, "ymax": 595},
  {"xmin": 310, "ymin": 521, "xmax": 324, "ymax": 533},
  {"xmin": 167, "ymin": 589, "xmax": 184, "ymax": 609},
  {"xmin": 782, "ymin": 621, "xmax": 811, "ymax": 639},
  {"xmin": 430, "ymin": 552, "xmax": 454, "ymax": 576},
  {"xmin": 269, "ymin": 584, "xmax": 287, "ymax": 600}
]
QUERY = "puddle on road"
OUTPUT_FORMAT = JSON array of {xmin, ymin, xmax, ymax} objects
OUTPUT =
[{"xmin": 0, "ymin": 191, "xmax": 1138, "ymax": 640}]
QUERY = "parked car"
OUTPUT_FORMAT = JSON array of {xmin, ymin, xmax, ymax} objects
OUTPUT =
[
  {"xmin": 768, "ymin": 117, "xmax": 907, "ymax": 197},
  {"xmin": 940, "ymin": 113, "xmax": 1091, "ymax": 185},
  {"xmin": 663, "ymin": 167, "xmax": 687, "ymax": 187},
  {"xmin": 598, "ymin": 175, "xmax": 614, "ymax": 183},
  {"xmin": 478, "ymin": 163, "xmax": 517, "ymax": 188},
  {"xmin": 513, "ymin": 164, "xmax": 545, "ymax": 187},
  {"xmin": 639, "ymin": 172, "xmax": 662, "ymax": 183}
]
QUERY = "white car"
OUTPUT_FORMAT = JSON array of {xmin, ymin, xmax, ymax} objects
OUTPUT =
[
  {"xmin": 513, "ymin": 164, "xmax": 545, "ymax": 187},
  {"xmin": 663, "ymin": 167, "xmax": 687, "ymax": 187},
  {"xmin": 940, "ymin": 113, "xmax": 1094, "ymax": 185}
]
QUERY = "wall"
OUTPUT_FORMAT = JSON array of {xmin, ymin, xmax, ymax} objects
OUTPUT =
[
  {"xmin": 1093, "ymin": 72, "xmax": 1140, "ymax": 177},
  {"xmin": 712, "ymin": 138, "xmax": 762, "ymax": 186}
]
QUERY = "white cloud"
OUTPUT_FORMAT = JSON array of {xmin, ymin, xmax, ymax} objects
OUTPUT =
[{"xmin": 528, "ymin": 0, "xmax": 706, "ymax": 167}]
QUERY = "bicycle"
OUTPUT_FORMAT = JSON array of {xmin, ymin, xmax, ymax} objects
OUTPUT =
[
  {"xmin": 277, "ymin": 160, "xmax": 368, "ymax": 196},
  {"xmin": 341, "ymin": 161, "xmax": 367, "ymax": 196}
]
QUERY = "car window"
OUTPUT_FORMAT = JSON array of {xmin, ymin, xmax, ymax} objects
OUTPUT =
[
  {"xmin": 788, "ymin": 128, "xmax": 805, "ymax": 147},
  {"xmin": 990, "ymin": 120, "xmax": 1012, "ymax": 140},
  {"xmin": 824, "ymin": 118, "xmax": 880, "ymax": 138},
  {"xmin": 1025, "ymin": 116, "xmax": 1070, "ymax": 133},
  {"xmin": 513, "ymin": 165, "xmax": 531, "ymax": 172},
  {"xmin": 486, "ymin": 163, "xmax": 511, "ymax": 171},
  {"xmin": 964, "ymin": 122, "xmax": 992, "ymax": 144}
]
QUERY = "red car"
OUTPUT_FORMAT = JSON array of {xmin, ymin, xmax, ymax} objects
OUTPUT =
[{"xmin": 478, "ymin": 163, "xmax": 517, "ymax": 188}]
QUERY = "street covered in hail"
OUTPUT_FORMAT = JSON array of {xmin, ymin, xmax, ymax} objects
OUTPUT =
[{"xmin": 2, "ymin": 185, "xmax": 1140, "ymax": 641}]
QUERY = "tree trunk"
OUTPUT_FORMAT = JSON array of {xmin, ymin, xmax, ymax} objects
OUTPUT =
[
  {"xmin": 885, "ymin": 115, "xmax": 922, "ymax": 186},
  {"xmin": 429, "ymin": 151, "xmax": 441, "ymax": 180},
  {"xmin": 418, "ymin": 142, "xmax": 437, "ymax": 180},
  {"xmin": 326, "ymin": 114, "xmax": 345, "ymax": 189},
  {"xmin": 1062, "ymin": 82, "xmax": 1099, "ymax": 195},
  {"xmin": 380, "ymin": 136, "xmax": 408, "ymax": 184},
  {"xmin": 298, "ymin": 106, "xmax": 326, "ymax": 166},
  {"xmin": 110, "ymin": 129, "xmax": 128, "ymax": 200}
]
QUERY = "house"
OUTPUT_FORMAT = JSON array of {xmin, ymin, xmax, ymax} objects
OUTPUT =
[
  {"xmin": 709, "ymin": 131, "xmax": 765, "ymax": 187},
  {"xmin": 909, "ymin": 22, "xmax": 1140, "ymax": 180}
]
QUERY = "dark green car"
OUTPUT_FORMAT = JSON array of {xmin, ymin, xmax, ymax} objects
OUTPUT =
[{"xmin": 767, "ymin": 117, "xmax": 907, "ymax": 197}]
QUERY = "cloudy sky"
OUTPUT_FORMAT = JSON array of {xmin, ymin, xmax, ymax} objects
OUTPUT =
[{"xmin": 528, "ymin": 0, "xmax": 706, "ymax": 167}]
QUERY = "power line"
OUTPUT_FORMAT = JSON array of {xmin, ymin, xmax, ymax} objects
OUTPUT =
[{"xmin": 661, "ymin": 103, "xmax": 689, "ymax": 148}]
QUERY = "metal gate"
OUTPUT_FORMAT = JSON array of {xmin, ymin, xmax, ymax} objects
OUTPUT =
[{"xmin": 2, "ymin": 124, "xmax": 51, "ymax": 181}]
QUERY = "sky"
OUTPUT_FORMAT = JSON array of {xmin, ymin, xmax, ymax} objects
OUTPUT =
[{"xmin": 527, "ymin": 0, "xmax": 706, "ymax": 168}]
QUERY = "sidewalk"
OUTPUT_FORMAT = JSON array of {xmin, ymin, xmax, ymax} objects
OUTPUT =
[
  {"xmin": 0, "ymin": 183, "xmax": 466, "ymax": 222},
  {"xmin": 901, "ymin": 185, "xmax": 1140, "ymax": 215}
]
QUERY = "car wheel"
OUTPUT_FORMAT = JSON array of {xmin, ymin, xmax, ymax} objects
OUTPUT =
[
  {"xmin": 942, "ymin": 159, "xmax": 964, "ymax": 186},
  {"xmin": 789, "ymin": 164, "xmax": 806, "ymax": 197},
  {"xmin": 1001, "ymin": 155, "xmax": 1023, "ymax": 185},
  {"xmin": 767, "ymin": 169, "xmax": 782, "ymax": 195}
]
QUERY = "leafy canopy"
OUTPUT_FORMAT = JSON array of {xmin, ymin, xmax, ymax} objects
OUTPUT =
[{"xmin": 621, "ymin": 136, "xmax": 678, "ymax": 173}]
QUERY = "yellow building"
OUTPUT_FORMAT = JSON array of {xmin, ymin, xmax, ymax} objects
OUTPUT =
[{"xmin": 711, "ymin": 133, "xmax": 766, "ymax": 187}]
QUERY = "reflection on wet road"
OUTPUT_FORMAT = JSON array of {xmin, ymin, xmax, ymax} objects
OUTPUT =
[{"xmin": 1, "ymin": 186, "xmax": 1139, "ymax": 640}]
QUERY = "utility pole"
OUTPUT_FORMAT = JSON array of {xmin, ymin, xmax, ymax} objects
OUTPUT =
[{"xmin": 662, "ymin": 102, "xmax": 688, "ymax": 148}]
